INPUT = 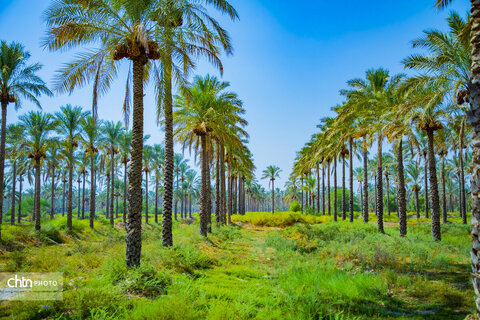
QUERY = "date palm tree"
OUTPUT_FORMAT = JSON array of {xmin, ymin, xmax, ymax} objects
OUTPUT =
[
  {"xmin": 20, "ymin": 111, "xmax": 57, "ymax": 231},
  {"xmin": 142, "ymin": 144, "xmax": 154, "ymax": 224},
  {"xmin": 6, "ymin": 124, "xmax": 25, "ymax": 225},
  {"xmin": 152, "ymin": 144, "xmax": 164, "ymax": 223},
  {"xmin": 81, "ymin": 116, "xmax": 102, "ymax": 228},
  {"xmin": 103, "ymin": 121, "xmax": 123, "ymax": 226},
  {"xmin": 0, "ymin": 41, "xmax": 51, "ymax": 233},
  {"xmin": 262, "ymin": 165, "xmax": 282, "ymax": 214},
  {"xmin": 45, "ymin": 138, "xmax": 62, "ymax": 220},
  {"xmin": 119, "ymin": 130, "xmax": 132, "ymax": 224},
  {"xmin": 56, "ymin": 105, "xmax": 89, "ymax": 230}
]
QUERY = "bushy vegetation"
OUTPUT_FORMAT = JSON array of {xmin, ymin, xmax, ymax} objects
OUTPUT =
[
  {"xmin": 0, "ymin": 213, "xmax": 472, "ymax": 319},
  {"xmin": 289, "ymin": 200, "xmax": 301, "ymax": 212}
]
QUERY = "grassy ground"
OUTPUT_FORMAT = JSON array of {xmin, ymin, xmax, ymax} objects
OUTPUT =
[{"xmin": 0, "ymin": 211, "xmax": 474, "ymax": 319}]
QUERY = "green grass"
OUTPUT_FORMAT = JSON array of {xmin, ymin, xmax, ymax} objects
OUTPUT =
[{"xmin": 0, "ymin": 212, "xmax": 474, "ymax": 319}]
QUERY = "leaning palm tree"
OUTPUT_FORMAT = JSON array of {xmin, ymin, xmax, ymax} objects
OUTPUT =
[
  {"xmin": 81, "ymin": 116, "xmax": 102, "ymax": 228},
  {"xmin": 20, "ymin": 111, "xmax": 57, "ymax": 231},
  {"xmin": 103, "ymin": 121, "xmax": 123, "ymax": 226},
  {"xmin": 0, "ymin": 41, "xmax": 51, "ymax": 233},
  {"xmin": 261, "ymin": 165, "xmax": 282, "ymax": 214},
  {"xmin": 55, "ymin": 105, "xmax": 89, "ymax": 230}
]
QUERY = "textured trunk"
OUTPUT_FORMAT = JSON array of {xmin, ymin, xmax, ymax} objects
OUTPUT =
[
  {"xmin": 89, "ymin": 155, "xmax": 95, "ymax": 228},
  {"xmin": 0, "ymin": 101, "xmax": 7, "ymax": 236},
  {"xmin": 162, "ymin": 49, "xmax": 174, "ymax": 247},
  {"xmin": 62, "ymin": 180, "xmax": 66, "ymax": 217},
  {"xmin": 415, "ymin": 189, "xmax": 420, "ymax": 219},
  {"xmin": 77, "ymin": 180, "xmax": 81, "ymax": 218},
  {"xmin": 17, "ymin": 175, "xmax": 22, "ymax": 224},
  {"xmin": 106, "ymin": 174, "xmax": 110, "ymax": 219},
  {"xmin": 301, "ymin": 178, "xmax": 304, "ymax": 213},
  {"xmin": 82, "ymin": 172, "xmax": 86, "ymax": 219},
  {"xmin": 316, "ymin": 164, "xmax": 320, "ymax": 214},
  {"xmin": 424, "ymin": 153, "xmax": 429, "ymax": 218},
  {"xmin": 272, "ymin": 179, "xmax": 275, "ymax": 214},
  {"xmin": 10, "ymin": 161, "xmax": 16, "ymax": 225},
  {"xmin": 333, "ymin": 157, "xmax": 337, "ymax": 221},
  {"xmin": 200, "ymin": 134, "xmax": 208, "ymax": 237},
  {"xmin": 145, "ymin": 171, "xmax": 149, "ymax": 224},
  {"xmin": 220, "ymin": 143, "xmax": 226, "ymax": 224},
  {"xmin": 349, "ymin": 138, "xmax": 354, "ymax": 222},
  {"xmin": 327, "ymin": 161, "xmax": 331, "ymax": 216},
  {"xmin": 110, "ymin": 152, "xmax": 115, "ymax": 226},
  {"xmin": 206, "ymin": 150, "xmax": 212, "ymax": 233},
  {"xmin": 155, "ymin": 177, "xmax": 159, "ymax": 224},
  {"xmin": 342, "ymin": 154, "xmax": 346, "ymax": 220},
  {"xmin": 322, "ymin": 163, "xmax": 325, "ymax": 215},
  {"xmin": 386, "ymin": 174, "xmax": 390, "ymax": 216},
  {"xmin": 123, "ymin": 163, "xmax": 127, "ymax": 223},
  {"xmin": 228, "ymin": 172, "xmax": 232, "ymax": 224},
  {"xmin": 215, "ymin": 145, "xmax": 220, "ymax": 222},
  {"xmin": 67, "ymin": 162, "xmax": 73, "ymax": 230},
  {"xmin": 34, "ymin": 161, "xmax": 41, "ymax": 231},
  {"xmin": 397, "ymin": 140, "xmax": 407, "ymax": 237},
  {"xmin": 174, "ymin": 171, "xmax": 178, "ymax": 220},
  {"xmin": 460, "ymin": 117, "xmax": 467, "ymax": 224},
  {"xmin": 376, "ymin": 135, "xmax": 384, "ymax": 233},
  {"xmin": 126, "ymin": 57, "xmax": 145, "ymax": 267},
  {"xmin": 363, "ymin": 142, "xmax": 369, "ymax": 223},
  {"xmin": 441, "ymin": 155, "xmax": 447, "ymax": 223},
  {"xmin": 426, "ymin": 129, "xmax": 441, "ymax": 241}
]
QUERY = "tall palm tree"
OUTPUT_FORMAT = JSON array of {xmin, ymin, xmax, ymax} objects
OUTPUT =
[
  {"xmin": 20, "ymin": 111, "xmax": 57, "ymax": 231},
  {"xmin": 152, "ymin": 144, "xmax": 164, "ymax": 223},
  {"xmin": 56, "ymin": 105, "xmax": 89, "ymax": 230},
  {"xmin": 81, "ymin": 116, "xmax": 102, "ymax": 228},
  {"xmin": 119, "ymin": 130, "xmax": 132, "ymax": 223},
  {"xmin": 45, "ymin": 138, "xmax": 62, "ymax": 220},
  {"xmin": 6, "ymin": 124, "xmax": 25, "ymax": 225},
  {"xmin": 142, "ymin": 144, "xmax": 154, "ymax": 224},
  {"xmin": 262, "ymin": 165, "xmax": 282, "ymax": 214},
  {"xmin": 103, "ymin": 121, "xmax": 123, "ymax": 226},
  {"xmin": 0, "ymin": 41, "xmax": 51, "ymax": 235}
]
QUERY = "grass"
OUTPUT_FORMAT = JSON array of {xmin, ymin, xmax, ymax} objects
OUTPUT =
[{"xmin": 0, "ymin": 211, "xmax": 474, "ymax": 319}]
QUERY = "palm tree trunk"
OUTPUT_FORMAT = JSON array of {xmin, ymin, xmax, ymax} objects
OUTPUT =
[
  {"xmin": 316, "ymin": 163, "xmax": 320, "ymax": 214},
  {"xmin": 34, "ymin": 160, "xmax": 41, "ymax": 231},
  {"xmin": 301, "ymin": 178, "xmax": 304, "ymax": 213},
  {"xmin": 424, "ymin": 153, "xmax": 429, "ymax": 218},
  {"xmin": 342, "ymin": 154, "xmax": 346, "ymax": 220},
  {"xmin": 126, "ymin": 57, "xmax": 146, "ymax": 267},
  {"xmin": 441, "ymin": 154, "xmax": 447, "ymax": 223},
  {"xmin": 123, "ymin": 163, "xmax": 127, "ymax": 224},
  {"xmin": 272, "ymin": 179, "xmax": 275, "ymax": 214},
  {"xmin": 376, "ymin": 135, "xmax": 384, "ymax": 233},
  {"xmin": 460, "ymin": 118, "xmax": 467, "ymax": 224},
  {"xmin": 363, "ymin": 143, "xmax": 369, "ymax": 223},
  {"xmin": 82, "ymin": 172, "xmax": 86, "ymax": 219},
  {"xmin": 333, "ymin": 156, "xmax": 337, "ymax": 221},
  {"xmin": 0, "ymin": 101, "xmax": 8, "ymax": 236},
  {"xmin": 397, "ymin": 140, "xmax": 407, "ymax": 237},
  {"xmin": 62, "ymin": 179, "xmax": 66, "ymax": 217},
  {"xmin": 162, "ymin": 48, "xmax": 174, "ymax": 247},
  {"xmin": 110, "ymin": 152, "xmax": 115, "ymax": 226},
  {"xmin": 349, "ymin": 138, "xmax": 354, "ymax": 222},
  {"xmin": 206, "ymin": 149, "xmax": 212, "ymax": 233},
  {"xmin": 415, "ymin": 188, "xmax": 420, "ymax": 219},
  {"xmin": 155, "ymin": 177, "xmax": 159, "ymax": 224},
  {"xmin": 322, "ymin": 163, "xmax": 325, "ymax": 215},
  {"xmin": 90, "ymin": 154, "xmax": 95, "ymax": 228},
  {"xmin": 200, "ymin": 134, "xmax": 208, "ymax": 237},
  {"xmin": 10, "ymin": 160, "xmax": 16, "ymax": 225},
  {"xmin": 215, "ymin": 145, "xmax": 221, "ymax": 222},
  {"xmin": 145, "ymin": 171, "xmax": 149, "ymax": 224},
  {"xmin": 386, "ymin": 174, "xmax": 390, "ymax": 216},
  {"xmin": 426, "ymin": 129, "xmax": 441, "ymax": 241},
  {"xmin": 17, "ymin": 175, "xmax": 22, "ymax": 224},
  {"xmin": 175, "ymin": 171, "xmax": 178, "ymax": 220},
  {"xmin": 327, "ymin": 161, "xmax": 331, "ymax": 216},
  {"xmin": 67, "ymin": 162, "xmax": 73, "ymax": 230},
  {"xmin": 77, "ymin": 179, "xmax": 81, "ymax": 218},
  {"xmin": 106, "ymin": 173, "xmax": 110, "ymax": 219},
  {"xmin": 220, "ymin": 143, "xmax": 226, "ymax": 224}
]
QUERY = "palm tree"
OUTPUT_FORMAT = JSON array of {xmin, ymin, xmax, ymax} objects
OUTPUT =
[
  {"xmin": 45, "ymin": 138, "xmax": 62, "ymax": 220},
  {"xmin": 103, "ymin": 121, "xmax": 123, "ymax": 226},
  {"xmin": 152, "ymin": 144, "xmax": 164, "ymax": 223},
  {"xmin": 81, "ymin": 116, "xmax": 102, "ymax": 228},
  {"xmin": 55, "ymin": 105, "xmax": 88, "ymax": 230},
  {"xmin": 119, "ymin": 130, "xmax": 132, "ymax": 223},
  {"xmin": 6, "ymin": 124, "xmax": 25, "ymax": 225},
  {"xmin": 142, "ymin": 144, "xmax": 154, "ymax": 224},
  {"xmin": 0, "ymin": 41, "xmax": 51, "ymax": 235},
  {"xmin": 20, "ymin": 111, "xmax": 56, "ymax": 231},
  {"xmin": 406, "ymin": 162, "xmax": 422, "ymax": 219},
  {"xmin": 262, "ymin": 165, "xmax": 282, "ymax": 214}
]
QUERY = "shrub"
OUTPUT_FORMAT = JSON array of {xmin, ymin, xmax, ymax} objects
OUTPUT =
[{"xmin": 289, "ymin": 200, "xmax": 301, "ymax": 212}]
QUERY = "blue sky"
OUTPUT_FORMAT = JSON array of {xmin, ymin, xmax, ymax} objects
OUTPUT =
[{"xmin": 0, "ymin": 0, "xmax": 470, "ymax": 189}]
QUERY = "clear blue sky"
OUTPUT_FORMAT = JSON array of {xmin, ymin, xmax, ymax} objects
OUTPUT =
[{"xmin": 0, "ymin": 0, "xmax": 470, "ymax": 189}]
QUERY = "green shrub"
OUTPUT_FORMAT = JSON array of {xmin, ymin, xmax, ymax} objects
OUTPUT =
[{"xmin": 289, "ymin": 200, "xmax": 301, "ymax": 212}]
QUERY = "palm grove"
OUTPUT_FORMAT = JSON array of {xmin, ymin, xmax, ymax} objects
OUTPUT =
[{"xmin": 4, "ymin": 0, "xmax": 480, "ymax": 316}]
